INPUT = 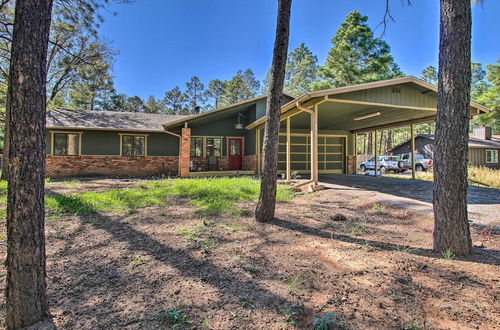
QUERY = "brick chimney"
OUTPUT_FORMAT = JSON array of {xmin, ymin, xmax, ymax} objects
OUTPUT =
[{"xmin": 472, "ymin": 127, "xmax": 492, "ymax": 140}]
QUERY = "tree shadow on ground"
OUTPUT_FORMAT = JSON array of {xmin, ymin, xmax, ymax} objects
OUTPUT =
[
  {"xmin": 269, "ymin": 217, "xmax": 500, "ymax": 266},
  {"xmin": 320, "ymin": 174, "xmax": 500, "ymax": 206},
  {"xmin": 45, "ymin": 190, "xmax": 297, "ymax": 313}
]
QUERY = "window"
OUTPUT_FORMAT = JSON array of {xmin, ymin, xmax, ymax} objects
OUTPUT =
[
  {"xmin": 122, "ymin": 135, "xmax": 145, "ymax": 156},
  {"xmin": 486, "ymin": 149, "xmax": 498, "ymax": 163},
  {"xmin": 206, "ymin": 138, "xmax": 222, "ymax": 157},
  {"xmin": 53, "ymin": 133, "xmax": 80, "ymax": 155},
  {"xmin": 230, "ymin": 139, "xmax": 241, "ymax": 155},
  {"xmin": 190, "ymin": 137, "xmax": 203, "ymax": 157}
]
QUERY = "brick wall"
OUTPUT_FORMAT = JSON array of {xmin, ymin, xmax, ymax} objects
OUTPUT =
[
  {"xmin": 243, "ymin": 155, "xmax": 257, "ymax": 171},
  {"xmin": 179, "ymin": 128, "xmax": 190, "ymax": 177},
  {"xmin": 190, "ymin": 156, "xmax": 229, "ymax": 171},
  {"xmin": 347, "ymin": 155, "xmax": 356, "ymax": 174},
  {"xmin": 46, "ymin": 155, "xmax": 179, "ymax": 178}
]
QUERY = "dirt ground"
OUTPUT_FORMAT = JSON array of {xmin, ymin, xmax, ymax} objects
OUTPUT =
[{"xmin": 0, "ymin": 178, "xmax": 499, "ymax": 329}]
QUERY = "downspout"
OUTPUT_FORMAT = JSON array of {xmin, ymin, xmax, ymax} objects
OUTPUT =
[{"xmin": 163, "ymin": 125, "xmax": 182, "ymax": 176}]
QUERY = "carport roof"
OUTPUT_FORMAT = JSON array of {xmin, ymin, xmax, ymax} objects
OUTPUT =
[{"xmin": 245, "ymin": 76, "xmax": 491, "ymax": 132}]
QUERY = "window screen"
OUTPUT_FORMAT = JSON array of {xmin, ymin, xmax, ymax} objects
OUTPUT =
[
  {"xmin": 206, "ymin": 138, "xmax": 222, "ymax": 156},
  {"xmin": 190, "ymin": 137, "xmax": 203, "ymax": 157},
  {"xmin": 122, "ymin": 135, "xmax": 145, "ymax": 156},
  {"xmin": 54, "ymin": 133, "xmax": 79, "ymax": 156}
]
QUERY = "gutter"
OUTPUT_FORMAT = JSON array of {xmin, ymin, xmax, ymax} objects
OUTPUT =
[{"xmin": 163, "ymin": 128, "xmax": 182, "ymax": 175}]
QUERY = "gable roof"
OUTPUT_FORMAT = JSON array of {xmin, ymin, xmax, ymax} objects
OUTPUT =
[
  {"xmin": 46, "ymin": 109, "xmax": 190, "ymax": 132},
  {"xmin": 388, "ymin": 133, "xmax": 500, "ymax": 151},
  {"xmin": 163, "ymin": 93, "xmax": 296, "ymax": 130},
  {"xmin": 246, "ymin": 76, "xmax": 491, "ymax": 130}
]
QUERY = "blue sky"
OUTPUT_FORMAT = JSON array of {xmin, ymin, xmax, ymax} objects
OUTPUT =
[{"xmin": 98, "ymin": 0, "xmax": 500, "ymax": 99}]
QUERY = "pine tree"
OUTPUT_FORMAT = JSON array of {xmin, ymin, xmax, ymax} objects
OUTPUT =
[
  {"xmin": 164, "ymin": 86, "xmax": 188, "ymax": 114},
  {"xmin": 472, "ymin": 58, "xmax": 500, "ymax": 133},
  {"xmin": 284, "ymin": 42, "xmax": 318, "ymax": 96},
  {"xmin": 313, "ymin": 10, "xmax": 402, "ymax": 89},
  {"xmin": 433, "ymin": 0, "xmax": 473, "ymax": 256},
  {"xmin": 123, "ymin": 96, "xmax": 145, "ymax": 113},
  {"xmin": 68, "ymin": 50, "xmax": 114, "ymax": 110},
  {"xmin": 5, "ymin": 0, "xmax": 54, "ymax": 327},
  {"xmin": 205, "ymin": 79, "xmax": 226, "ymax": 109},
  {"xmin": 255, "ymin": 0, "xmax": 292, "ymax": 223},
  {"xmin": 422, "ymin": 65, "xmax": 438, "ymax": 84},
  {"xmin": 144, "ymin": 95, "xmax": 165, "ymax": 114},
  {"xmin": 185, "ymin": 76, "xmax": 206, "ymax": 113}
]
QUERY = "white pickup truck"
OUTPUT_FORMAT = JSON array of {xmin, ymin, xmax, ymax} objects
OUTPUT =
[{"xmin": 360, "ymin": 155, "xmax": 403, "ymax": 174}]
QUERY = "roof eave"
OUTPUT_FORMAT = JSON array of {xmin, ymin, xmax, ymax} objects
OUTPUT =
[
  {"xmin": 245, "ymin": 76, "xmax": 492, "ymax": 130},
  {"xmin": 46, "ymin": 126, "xmax": 166, "ymax": 133},
  {"xmin": 162, "ymin": 93, "xmax": 296, "ymax": 130}
]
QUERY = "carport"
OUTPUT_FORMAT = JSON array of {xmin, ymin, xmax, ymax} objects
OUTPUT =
[{"xmin": 246, "ymin": 76, "xmax": 490, "ymax": 188}]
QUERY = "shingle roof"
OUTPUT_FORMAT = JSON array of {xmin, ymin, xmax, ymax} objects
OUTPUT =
[
  {"xmin": 468, "ymin": 136, "xmax": 500, "ymax": 148},
  {"xmin": 46, "ymin": 109, "xmax": 190, "ymax": 132},
  {"xmin": 389, "ymin": 133, "xmax": 500, "ymax": 151}
]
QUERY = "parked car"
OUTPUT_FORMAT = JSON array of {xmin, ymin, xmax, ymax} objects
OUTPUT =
[
  {"xmin": 360, "ymin": 155, "xmax": 403, "ymax": 173},
  {"xmin": 397, "ymin": 153, "xmax": 433, "ymax": 172}
]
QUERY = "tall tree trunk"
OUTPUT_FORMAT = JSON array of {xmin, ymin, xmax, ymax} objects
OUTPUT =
[
  {"xmin": 367, "ymin": 132, "xmax": 372, "ymax": 154},
  {"xmin": 387, "ymin": 129, "xmax": 393, "ymax": 151},
  {"xmin": 378, "ymin": 130, "xmax": 385, "ymax": 155},
  {"xmin": 2, "ymin": 107, "xmax": 10, "ymax": 181},
  {"xmin": 5, "ymin": 0, "xmax": 54, "ymax": 328},
  {"xmin": 433, "ymin": 0, "xmax": 473, "ymax": 256},
  {"xmin": 255, "ymin": 0, "xmax": 292, "ymax": 223}
]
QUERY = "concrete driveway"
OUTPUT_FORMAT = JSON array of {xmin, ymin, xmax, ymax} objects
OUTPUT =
[{"xmin": 319, "ymin": 174, "xmax": 500, "ymax": 227}]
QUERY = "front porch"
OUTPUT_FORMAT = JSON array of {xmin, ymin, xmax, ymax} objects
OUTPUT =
[{"xmin": 188, "ymin": 170, "xmax": 256, "ymax": 178}]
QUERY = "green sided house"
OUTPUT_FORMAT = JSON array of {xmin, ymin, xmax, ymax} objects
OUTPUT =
[{"xmin": 45, "ymin": 76, "xmax": 490, "ymax": 179}]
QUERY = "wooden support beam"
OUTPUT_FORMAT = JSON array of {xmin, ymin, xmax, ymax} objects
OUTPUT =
[
  {"xmin": 353, "ymin": 116, "xmax": 436, "ymax": 133},
  {"xmin": 374, "ymin": 130, "xmax": 378, "ymax": 177},
  {"xmin": 310, "ymin": 109, "xmax": 316, "ymax": 184},
  {"xmin": 256, "ymin": 128, "xmax": 261, "ymax": 175},
  {"xmin": 353, "ymin": 132, "xmax": 357, "ymax": 174},
  {"xmin": 325, "ymin": 98, "xmax": 437, "ymax": 112},
  {"xmin": 411, "ymin": 124, "xmax": 416, "ymax": 179},
  {"xmin": 313, "ymin": 105, "xmax": 319, "ymax": 184},
  {"xmin": 286, "ymin": 117, "xmax": 291, "ymax": 181}
]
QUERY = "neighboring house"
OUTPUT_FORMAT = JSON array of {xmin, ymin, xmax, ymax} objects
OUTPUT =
[
  {"xmin": 45, "ymin": 76, "xmax": 490, "ymax": 178},
  {"xmin": 388, "ymin": 127, "xmax": 500, "ymax": 169}
]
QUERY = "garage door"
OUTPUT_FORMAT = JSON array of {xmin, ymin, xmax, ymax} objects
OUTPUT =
[{"xmin": 277, "ymin": 133, "xmax": 345, "ymax": 174}]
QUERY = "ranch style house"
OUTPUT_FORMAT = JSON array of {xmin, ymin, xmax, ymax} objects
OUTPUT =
[
  {"xmin": 45, "ymin": 76, "xmax": 490, "ymax": 183},
  {"xmin": 388, "ymin": 127, "xmax": 500, "ymax": 169}
]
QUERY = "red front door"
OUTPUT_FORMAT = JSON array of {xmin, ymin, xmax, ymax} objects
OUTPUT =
[{"xmin": 228, "ymin": 138, "xmax": 243, "ymax": 170}]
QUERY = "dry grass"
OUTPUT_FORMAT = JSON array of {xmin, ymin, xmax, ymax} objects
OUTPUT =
[{"xmin": 385, "ymin": 166, "xmax": 500, "ymax": 189}]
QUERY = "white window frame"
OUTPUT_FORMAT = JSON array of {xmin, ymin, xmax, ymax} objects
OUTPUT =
[{"xmin": 486, "ymin": 149, "xmax": 498, "ymax": 164}]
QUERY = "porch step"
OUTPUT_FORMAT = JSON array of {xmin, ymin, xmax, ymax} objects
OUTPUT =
[{"xmin": 188, "ymin": 170, "xmax": 256, "ymax": 178}]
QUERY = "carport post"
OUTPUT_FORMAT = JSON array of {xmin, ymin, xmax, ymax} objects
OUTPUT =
[
  {"xmin": 353, "ymin": 132, "xmax": 357, "ymax": 173},
  {"xmin": 374, "ymin": 130, "xmax": 378, "ymax": 176},
  {"xmin": 286, "ymin": 117, "xmax": 291, "ymax": 181},
  {"xmin": 411, "ymin": 124, "xmax": 416, "ymax": 179},
  {"xmin": 311, "ymin": 105, "xmax": 319, "ymax": 185},
  {"xmin": 257, "ymin": 128, "xmax": 261, "ymax": 175}
]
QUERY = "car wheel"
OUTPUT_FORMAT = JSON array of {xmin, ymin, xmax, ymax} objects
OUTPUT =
[
  {"xmin": 379, "ymin": 166, "xmax": 386, "ymax": 174},
  {"xmin": 415, "ymin": 165, "xmax": 424, "ymax": 172},
  {"xmin": 360, "ymin": 164, "xmax": 366, "ymax": 172},
  {"xmin": 398, "ymin": 161, "xmax": 405, "ymax": 169}
]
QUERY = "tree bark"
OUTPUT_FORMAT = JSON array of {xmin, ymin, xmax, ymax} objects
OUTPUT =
[
  {"xmin": 5, "ymin": 0, "xmax": 54, "ymax": 328},
  {"xmin": 255, "ymin": 0, "xmax": 292, "ymax": 223},
  {"xmin": 433, "ymin": 0, "xmax": 473, "ymax": 256}
]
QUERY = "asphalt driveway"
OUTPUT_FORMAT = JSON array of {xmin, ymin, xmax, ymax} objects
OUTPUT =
[{"xmin": 319, "ymin": 174, "xmax": 500, "ymax": 227}]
